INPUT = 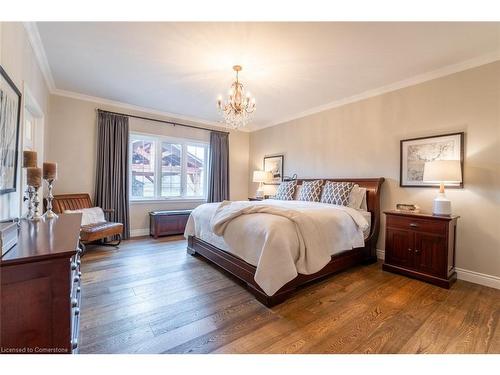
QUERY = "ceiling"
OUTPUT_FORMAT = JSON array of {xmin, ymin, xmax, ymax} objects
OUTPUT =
[{"xmin": 36, "ymin": 22, "xmax": 500, "ymax": 131}]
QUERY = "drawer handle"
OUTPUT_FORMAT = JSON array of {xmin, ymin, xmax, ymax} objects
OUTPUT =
[
  {"xmin": 71, "ymin": 338, "xmax": 78, "ymax": 350},
  {"xmin": 415, "ymin": 249, "xmax": 420, "ymax": 254},
  {"xmin": 409, "ymin": 223, "xmax": 418, "ymax": 228},
  {"xmin": 71, "ymin": 262, "xmax": 77, "ymax": 271},
  {"xmin": 74, "ymin": 307, "xmax": 80, "ymax": 316},
  {"xmin": 71, "ymin": 298, "xmax": 78, "ymax": 308},
  {"xmin": 76, "ymin": 286, "xmax": 81, "ymax": 294},
  {"xmin": 78, "ymin": 271, "xmax": 82, "ymax": 277},
  {"xmin": 73, "ymin": 276, "xmax": 80, "ymax": 283},
  {"xmin": 408, "ymin": 248, "xmax": 412, "ymax": 252}
]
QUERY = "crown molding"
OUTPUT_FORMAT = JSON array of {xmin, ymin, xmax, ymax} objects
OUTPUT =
[
  {"xmin": 23, "ymin": 22, "xmax": 56, "ymax": 92},
  {"xmin": 251, "ymin": 50, "xmax": 500, "ymax": 132},
  {"xmin": 51, "ymin": 88, "xmax": 236, "ymax": 130}
]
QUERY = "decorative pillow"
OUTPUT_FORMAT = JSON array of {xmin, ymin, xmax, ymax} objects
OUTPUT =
[
  {"xmin": 274, "ymin": 180, "xmax": 297, "ymax": 200},
  {"xmin": 320, "ymin": 181, "xmax": 355, "ymax": 206},
  {"xmin": 348, "ymin": 184, "xmax": 367, "ymax": 209},
  {"xmin": 297, "ymin": 180, "xmax": 323, "ymax": 202},
  {"xmin": 64, "ymin": 207, "xmax": 106, "ymax": 226}
]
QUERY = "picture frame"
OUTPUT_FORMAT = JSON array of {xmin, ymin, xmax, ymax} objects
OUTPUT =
[
  {"xmin": 0, "ymin": 65, "xmax": 22, "ymax": 195},
  {"xmin": 400, "ymin": 132, "xmax": 464, "ymax": 188},
  {"xmin": 263, "ymin": 155, "xmax": 284, "ymax": 184}
]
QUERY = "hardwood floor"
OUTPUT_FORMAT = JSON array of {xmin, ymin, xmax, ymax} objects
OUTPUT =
[{"xmin": 79, "ymin": 236, "xmax": 500, "ymax": 354}]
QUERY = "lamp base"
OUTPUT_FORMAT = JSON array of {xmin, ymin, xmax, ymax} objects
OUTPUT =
[{"xmin": 432, "ymin": 192, "xmax": 451, "ymax": 216}]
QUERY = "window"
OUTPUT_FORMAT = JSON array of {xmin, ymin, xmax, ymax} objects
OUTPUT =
[{"xmin": 130, "ymin": 133, "xmax": 209, "ymax": 201}]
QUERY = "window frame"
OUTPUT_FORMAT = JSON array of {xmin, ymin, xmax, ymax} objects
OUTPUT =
[{"xmin": 129, "ymin": 131, "xmax": 209, "ymax": 203}]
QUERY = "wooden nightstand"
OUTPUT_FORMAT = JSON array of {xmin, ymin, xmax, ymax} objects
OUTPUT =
[
  {"xmin": 248, "ymin": 197, "xmax": 264, "ymax": 201},
  {"xmin": 383, "ymin": 210, "xmax": 459, "ymax": 288}
]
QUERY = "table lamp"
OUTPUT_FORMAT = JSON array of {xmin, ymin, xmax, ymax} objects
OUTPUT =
[
  {"xmin": 253, "ymin": 170, "xmax": 272, "ymax": 198},
  {"xmin": 423, "ymin": 160, "xmax": 462, "ymax": 215}
]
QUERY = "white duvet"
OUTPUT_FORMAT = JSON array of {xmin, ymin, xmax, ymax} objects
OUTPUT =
[{"xmin": 184, "ymin": 199, "xmax": 369, "ymax": 296}]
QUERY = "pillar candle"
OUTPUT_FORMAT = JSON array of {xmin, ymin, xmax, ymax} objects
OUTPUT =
[
  {"xmin": 43, "ymin": 162, "xmax": 58, "ymax": 180},
  {"xmin": 23, "ymin": 150, "xmax": 37, "ymax": 168},
  {"xmin": 27, "ymin": 167, "xmax": 42, "ymax": 188}
]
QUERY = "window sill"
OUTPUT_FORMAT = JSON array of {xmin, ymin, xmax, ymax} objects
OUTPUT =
[{"xmin": 129, "ymin": 198, "xmax": 207, "ymax": 205}]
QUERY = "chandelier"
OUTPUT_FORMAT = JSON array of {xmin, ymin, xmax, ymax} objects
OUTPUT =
[{"xmin": 217, "ymin": 65, "xmax": 256, "ymax": 129}]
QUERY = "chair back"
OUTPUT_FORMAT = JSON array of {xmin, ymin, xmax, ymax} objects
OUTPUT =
[{"xmin": 52, "ymin": 193, "xmax": 93, "ymax": 214}]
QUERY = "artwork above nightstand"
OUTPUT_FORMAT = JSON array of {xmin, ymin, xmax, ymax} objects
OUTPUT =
[{"xmin": 383, "ymin": 210, "xmax": 459, "ymax": 288}]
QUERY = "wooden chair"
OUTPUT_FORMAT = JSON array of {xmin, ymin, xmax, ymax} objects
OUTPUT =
[{"xmin": 51, "ymin": 193, "xmax": 123, "ymax": 253}]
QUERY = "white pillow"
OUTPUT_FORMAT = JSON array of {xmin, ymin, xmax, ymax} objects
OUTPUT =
[
  {"xmin": 64, "ymin": 207, "xmax": 106, "ymax": 226},
  {"xmin": 348, "ymin": 185, "xmax": 367, "ymax": 210}
]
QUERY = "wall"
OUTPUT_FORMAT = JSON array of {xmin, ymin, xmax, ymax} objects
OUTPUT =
[
  {"xmin": 249, "ymin": 61, "xmax": 500, "ymax": 279},
  {"xmin": 0, "ymin": 22, "xmax": 50, "ymax": 220},
  {"xmin": 46, "ymin": 95, "xmax": 249, "ymax": 234}
]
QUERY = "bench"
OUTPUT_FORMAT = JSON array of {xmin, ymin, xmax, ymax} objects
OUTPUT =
[{"xmin": 149, "ymin": 210, "xmax": 192, "ymax": 238}]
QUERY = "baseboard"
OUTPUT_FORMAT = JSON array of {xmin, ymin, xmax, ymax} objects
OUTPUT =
[
  {"xmin": 455, "ymin": 268, "xmax": 500, "ymax": 290},
  {"xmin": 376, "ymin": 248, "xmax": 385, "ymax": 260},
  {"xmin": 130, "ymin": 228, "xmax": 149, "ymax": 237},
  {"xmin": 376, "ymin": 249, "xmax": 500, "ymax": 290}
]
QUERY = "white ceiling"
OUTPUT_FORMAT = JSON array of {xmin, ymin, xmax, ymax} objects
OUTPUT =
[{"xmin": 36, "ymin": 22, "xmax": 500, "ymax": 131}]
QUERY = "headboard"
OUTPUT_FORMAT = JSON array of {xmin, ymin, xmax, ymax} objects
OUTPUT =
[{"xmin": 294, "ymin": 178, "xmax": 385, "ymax": 247}]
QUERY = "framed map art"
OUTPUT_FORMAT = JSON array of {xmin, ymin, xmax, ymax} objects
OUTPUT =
[{"xmin": 400, "ymin": 132, "xmax": 464, "ymax": 188}]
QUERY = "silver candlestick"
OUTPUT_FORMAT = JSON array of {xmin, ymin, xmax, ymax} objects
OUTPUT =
[
  {"xmin": 42, "ymin": 178, "xmax": 58, "ymax": 219},
  {"xmin": 31, "ymin": 186, "xmax": 42, "ymax": 221},
  {"xmin": 23, "ymin": 185, "xmax": 35, "ymax": 220}
]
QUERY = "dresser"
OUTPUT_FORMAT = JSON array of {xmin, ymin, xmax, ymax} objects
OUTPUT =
[
  {"xmin": 0, "ymin": 214, "xmax": 82, "ymax": 354},
  {"xmin": 383, "ymin": 210, "xmax": 459, "ymax": 288}
]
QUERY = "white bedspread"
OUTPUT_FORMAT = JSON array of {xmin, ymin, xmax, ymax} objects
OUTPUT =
[{"xmin": 185, "ymin": 199, "xmax": 369, "ymax": 296}]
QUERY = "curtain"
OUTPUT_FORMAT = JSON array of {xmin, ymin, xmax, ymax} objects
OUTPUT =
[
  {"xmin": 207, "ymin": 131, "xmax": 230, "ymax": 203},
  {"xmin": 94, "ymin": 110, "xmax": 130, "ymax": 239}
]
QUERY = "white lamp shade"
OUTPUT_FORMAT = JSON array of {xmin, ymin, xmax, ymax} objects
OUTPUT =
[
  {"xmin": 423, "ymin": 160, "xmax": 462, "ymax": 183},
  {"xmin": 253, "ymin": 170, "xmax": 272, "ymax": 183}
]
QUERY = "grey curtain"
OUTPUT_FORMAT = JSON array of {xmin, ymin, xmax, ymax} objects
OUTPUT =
[
  {"xmin": 94, "ymin": 110, "xmax": 130, "ymax": 239},
  {"xmin": 207, "ymin": 131, "xmax": 230, "ymax": 203}
]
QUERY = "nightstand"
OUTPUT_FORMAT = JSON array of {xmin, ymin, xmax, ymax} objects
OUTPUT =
[
  {"xmin": 383, "ymin": 210, "xmax": 459, "ymax": 288},
  {"xmin": 248, "ymin": 197, "xmax": 263, "ymax": 201}
]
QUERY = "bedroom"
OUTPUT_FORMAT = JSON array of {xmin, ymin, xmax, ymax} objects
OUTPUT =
[{"xmin": 0, "ymin": 0, "xmax": 499, "ymax": 371}]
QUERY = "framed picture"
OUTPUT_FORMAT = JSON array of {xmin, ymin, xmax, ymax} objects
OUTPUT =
[
  {"xmin": 400, "ymin": 132, "xmax": 464, "ymax": 188},
  {"xmin": 0, "ymin": 65, "xmax": 22, "ymax": 195},
  {"xmin": 263, "ymin": 155, "xmax": 284, "ymax": 184}
]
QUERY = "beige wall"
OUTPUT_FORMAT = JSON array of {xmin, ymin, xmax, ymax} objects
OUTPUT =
[
  {"xmin": 0, "ymin": 22, "xmax": 50, "ymax": 220},
  {"xmin": 46, "ymin": 95, "xmax": 249, "ymax": 233},
  {"xmin": 249, "ymin": 61, "xmax": 500, "ymax": 278}
]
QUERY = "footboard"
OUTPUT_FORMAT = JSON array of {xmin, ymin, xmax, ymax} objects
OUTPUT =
[{"xmin": 188, "ymin": 235, "xmax": 369, "ymax": 307}]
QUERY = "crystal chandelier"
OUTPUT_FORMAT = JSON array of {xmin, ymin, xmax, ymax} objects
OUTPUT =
[{"xmin": 217, "ymin": 65, "xmax": 256, "ymax": 129}]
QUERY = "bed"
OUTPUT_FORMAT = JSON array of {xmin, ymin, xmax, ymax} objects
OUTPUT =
[{"xmin": 186, "ymin": 178, "xmax": 384, "ymax": 306}]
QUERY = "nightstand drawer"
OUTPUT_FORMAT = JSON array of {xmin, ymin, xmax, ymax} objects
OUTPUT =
[{"xmin": 386, "ymin": 215, "xmax": 447, "ymax": 236}]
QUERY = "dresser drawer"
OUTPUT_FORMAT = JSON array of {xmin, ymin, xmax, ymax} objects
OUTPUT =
[{"xmin": 386, "ymin": 214, "xmax": 447, "ymax": 236}]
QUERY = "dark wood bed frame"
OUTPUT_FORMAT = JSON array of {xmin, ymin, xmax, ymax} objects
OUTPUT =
[{"xmin": 187, "ymin": 177, "xmax": 385, "ymax": 307}]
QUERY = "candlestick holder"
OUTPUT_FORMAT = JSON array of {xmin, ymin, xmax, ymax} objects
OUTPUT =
[
  {"xmin": 42, "ymin": 179, "xmax": 58, "ymax": 219},
  {"xmin": 23, "ymin": 185, "xmax": 35, "ymax": 220},
  {"xmin": 31, "ymin": 186, "xmax": 42, "ymax": 221}
]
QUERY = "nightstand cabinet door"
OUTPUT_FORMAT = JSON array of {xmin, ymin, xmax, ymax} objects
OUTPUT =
[
  {"xmin": 385, "ymin": 228, "xmax": 414, "ymax": 269},
  {"xmin": 414, "ymin": 232, "xmax": 446, "ymax": 278}
]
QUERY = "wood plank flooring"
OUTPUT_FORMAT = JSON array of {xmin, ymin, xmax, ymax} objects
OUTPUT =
[{"xmin": 79, "ymin": 236, "xmax": 500, "ymax": 354}]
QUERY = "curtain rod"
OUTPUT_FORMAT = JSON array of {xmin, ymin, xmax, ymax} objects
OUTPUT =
[{"xmin": 96, "ymin": 108, "xmax": 230, "ymax": 135}]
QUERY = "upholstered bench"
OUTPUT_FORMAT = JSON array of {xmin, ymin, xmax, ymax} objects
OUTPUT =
[{"xmin": 149, "ymin": 210, "xmax": 192, "ymax": 238}]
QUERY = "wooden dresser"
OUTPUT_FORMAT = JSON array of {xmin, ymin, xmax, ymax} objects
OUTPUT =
[
  {"xmin": 383, "ymin": 210, "xmax": 459, "ymax": 288},
  {"xmin": 0, "ymin": 214, "xmax": 82, "ymax": 354}
]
